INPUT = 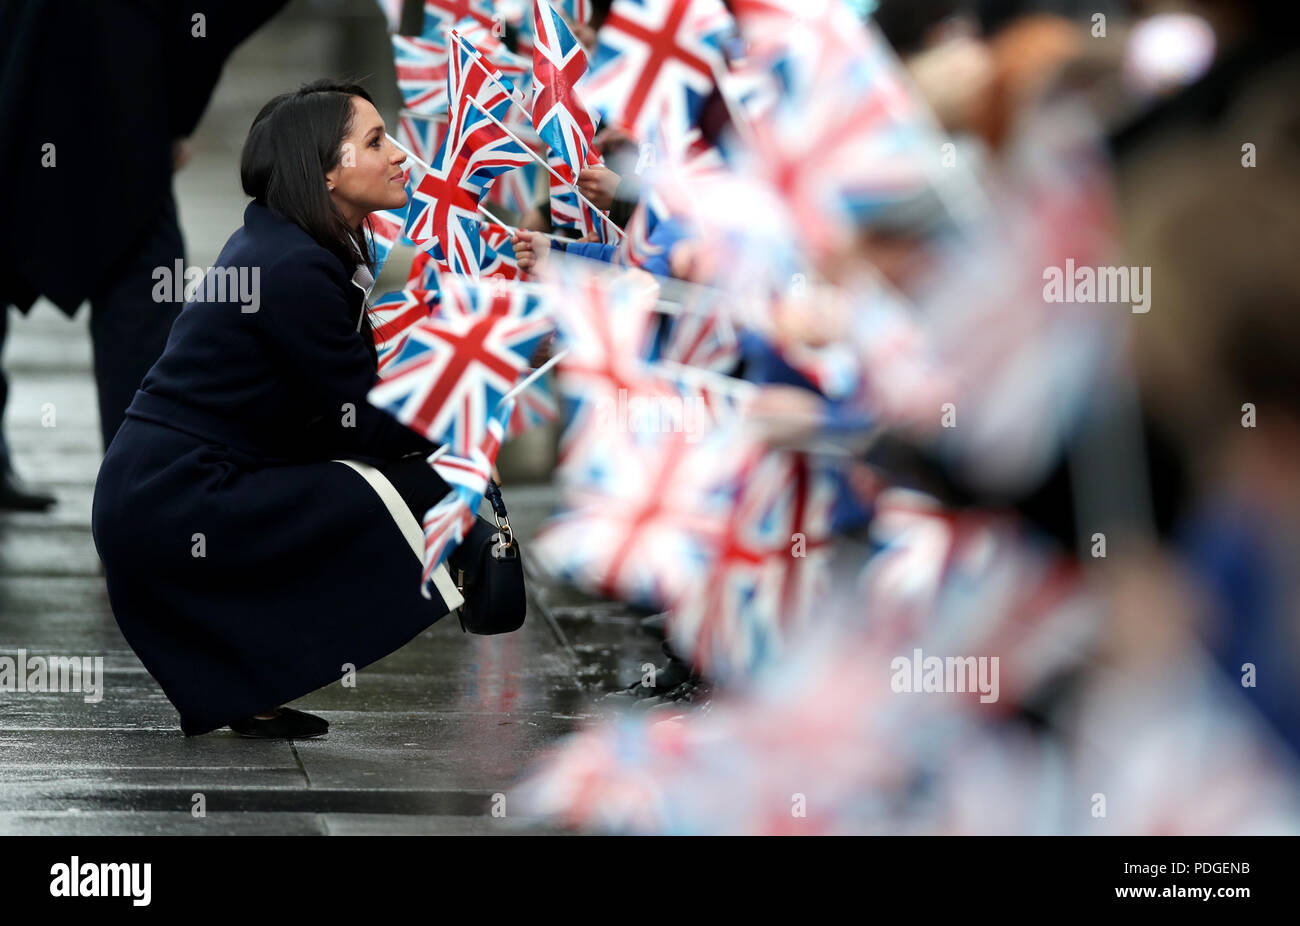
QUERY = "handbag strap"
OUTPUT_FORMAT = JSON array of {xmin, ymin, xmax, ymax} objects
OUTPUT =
[
  {"xmin": 484, "ymin": 479, "xmax": 508, "ymax": 520},
  {"xmin": 484, "ymin": 479, "xmax": 513, "ymax": 547}
]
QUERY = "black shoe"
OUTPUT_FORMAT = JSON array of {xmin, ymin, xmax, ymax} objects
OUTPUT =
[
  {"xmin": 0, "ymin": 468, "xmax": 56, "ymax": 511},
  {"xmin": 228, "ymin": 707, "xmax": 328, "ymax": 739}
]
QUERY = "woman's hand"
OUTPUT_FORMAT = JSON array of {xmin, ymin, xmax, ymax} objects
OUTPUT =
[
  {"xmin": 512, "ymin": 229, "xmax": 551, "ymax": 273},
  {"xmin": 577, "ymin": 164, "xmax": 621, "ymax": 210}
]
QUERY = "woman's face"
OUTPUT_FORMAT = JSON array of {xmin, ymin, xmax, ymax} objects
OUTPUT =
[{"xmin": 324, "ymin": 96, "xmax": 408, "ymax": 227}]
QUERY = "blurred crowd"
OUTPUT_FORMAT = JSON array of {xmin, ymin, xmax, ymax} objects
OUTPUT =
[{"xmin": 489, "ymin": 0, "xmax": 1300, "ymax": 834}]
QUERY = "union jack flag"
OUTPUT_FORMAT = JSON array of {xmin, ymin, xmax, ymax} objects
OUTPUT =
[
  {"xmin": 615, "ymin": 188, "xmax": 668, "ymax": 269},
  {"xmin": 581, "ymin": 0, "xmax": 733, "ymax": 151},
  {"xmin": 736, "ymin": 8, "xmax": 930, "ymax": 257},
  {"xmin": 534, "ymin": 416, "xmax": 740, "ymax": 610},
  {"xmin": 842, "ymin": 278, "xmax": 949, "ymax": 431},
  {"xmin": 659, "ymin": 286, "xmax": 741, "ymax": 372},
  {"xmin": 479, "ymin": 221, "xmax": 523, "ymax": 280},
  {"xmin": 717, "ymin": 53, "xmax": 778, "ymax": 123},
  {"xmin": 367, "ymin": 275, "xmax": 552, "ymax": 456},
  {"xmin": 729, "ymin": 0, "xmax": 872, "ymax": 101},
  {"xmin": 422, "ymin": 0, "xmax": 495, "ymax": 35},
  {"xmin": 480, "ymin": 217, "xmax": 516, "ymax": 254},
  {"xmin": 397, "ymin": 110, "xmax": 449, "ymax": 167},
  {"xmin": 367, "ymin": 287, "xmax": 439, "ymax": 369},
  {"xmin": 667, "ymin": 445, "xmax": 838, "ymax": 682},
  {"xmin": 407, "ymin": 246, "xmax": 440, "ymax": 290},
  {"xmin": 857, "ymin": 490, "xmax": 1095, "ymax": 709},
  {"xmin": 544, "ymin": 255, "xmax": 750, "ymax": 443},
  {"xmin": 484, "ymin": 160, "xmax": 538, "ymax": 216},
  {"xmin": 533, "ymin": 259, "xmax": 748, "ymax": 609},
  {"xmin": 547, "ymin": 158, "xmax": 583, "ymax": 233},
  {"xmin": 555, "ymin": 0, "xmax": 590, "ymax": 24},
  {"xmin": 541, "ymin": 258, "xmax": 660, "ymax": 434},
  {"xmin": 404, "ymin": 31, "xmax": 534, "ymax": 276},
  {"xmin": 393, "ymin": 34, "xmax": 452, "ymax": 114},
  {"xmin": 445, "ymin": 14, "xmax": 533, "ymax": 82},
  {"xmin": 421, "ymin": 485, "xmax": 481, "ymax": 594},
  {"xmin": 419, "ymin": 407, "xmax": 511, "ymax": 592},
  {"xmin": 532, "ymin": 0, "xmax": 607, "ymax": 239},
  {"xmin": 486, "ymin": 107, "xmax": 544, "ymax": 216},
  {"xmin": 504, "ymin": 368, "xmax": 558, "ymax": 437},
  {"xmin": 364, "ymin": 198, "xmax": 411, "ymax": 280}
]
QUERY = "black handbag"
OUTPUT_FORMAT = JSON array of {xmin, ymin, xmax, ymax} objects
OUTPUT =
[{"xmin": 449, "ymin": 480, "xmax": 528, "ymax": 635}]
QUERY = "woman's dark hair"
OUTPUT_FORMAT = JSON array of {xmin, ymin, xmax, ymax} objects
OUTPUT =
[{"xmin": 240, "ymin": 79, "xmax": 376, "ymax": 273}]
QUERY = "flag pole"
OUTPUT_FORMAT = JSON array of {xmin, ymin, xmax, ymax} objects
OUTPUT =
[
  {"xmin": 400, "ymin": 109, "xmax": 445, "ymax": 123},
  {"xmin": 499, "ymin": 347, "xmax": 570, "ymax": 405},
  {"xmin": 399, "ymin": 109, "xmax": 446, "ymax": 123},
  {"xmin": 477, "ymin": 203, "xmax": 582, "ymax": 250},
  {"xmin": 447, "ymin": 29, "xmax": 626, "ymax": 241},
  {"xmin": 388, "ymin": 132, "xmax": 431, "ymax": 173},
  {"xmin": 467, "ymin": 96, "xmax": 626, "ymax": 241},
  {"xmin": 654, "ymin": 358, "xmax": 755, "ymax": 402},
  {"xmin": 477, "ymin": 202, "xmax": 517, "ymax": 230}
]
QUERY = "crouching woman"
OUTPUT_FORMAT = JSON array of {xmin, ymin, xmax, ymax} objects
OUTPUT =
[{"xmin": 92, "ymin": 80, "xmax": 465, "ymax": 739}]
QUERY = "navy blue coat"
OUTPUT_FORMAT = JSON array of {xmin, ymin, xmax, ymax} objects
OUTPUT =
[{"xmin": 91, "ymin": 201, "xmax": 464, "ymax": 736}]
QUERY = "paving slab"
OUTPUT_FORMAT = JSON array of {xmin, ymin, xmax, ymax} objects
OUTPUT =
[
  {"xmin": 320, "ymin": 813, "xmax": 569, "ymax": 835},
  {"xmin": 289, "ymin": 710, "xmax": 582, "ymax": 793},
  {"xmin": 0, "ymin": 812, "xmax": 327, "ymax": 836}
]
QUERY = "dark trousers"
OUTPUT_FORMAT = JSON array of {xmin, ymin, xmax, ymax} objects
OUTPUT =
[{"xmin": 0, "ymin": 190, "xmax": 184, "ymax": 469}]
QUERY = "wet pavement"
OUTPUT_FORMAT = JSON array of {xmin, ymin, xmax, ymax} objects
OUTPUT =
[{"xmin": 0, "ymin": 281, "xmax": 663, "ymax": 840}]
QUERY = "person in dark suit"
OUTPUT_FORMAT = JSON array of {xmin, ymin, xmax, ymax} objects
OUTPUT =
[
  {"xmin": 0, "ymin": 0, "xmax": 288, "ymax": 509},
  {"xmin": 91, "ymin": 80, "xmax": 474, "ymax": 739}
]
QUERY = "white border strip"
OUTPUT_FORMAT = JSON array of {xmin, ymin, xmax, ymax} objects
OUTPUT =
[{"xmin": 334, "ymin": 459, "xmax": 465, "ymax": 610}]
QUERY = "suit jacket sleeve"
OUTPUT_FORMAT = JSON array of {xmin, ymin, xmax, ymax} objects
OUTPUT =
[
  {"xmin": 260, "ymin": 247, "xmax": 434, "ymax": 461},
  {"xmin": 164, "ymin": 0, "xmax": 291, "ymax": 139}
]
